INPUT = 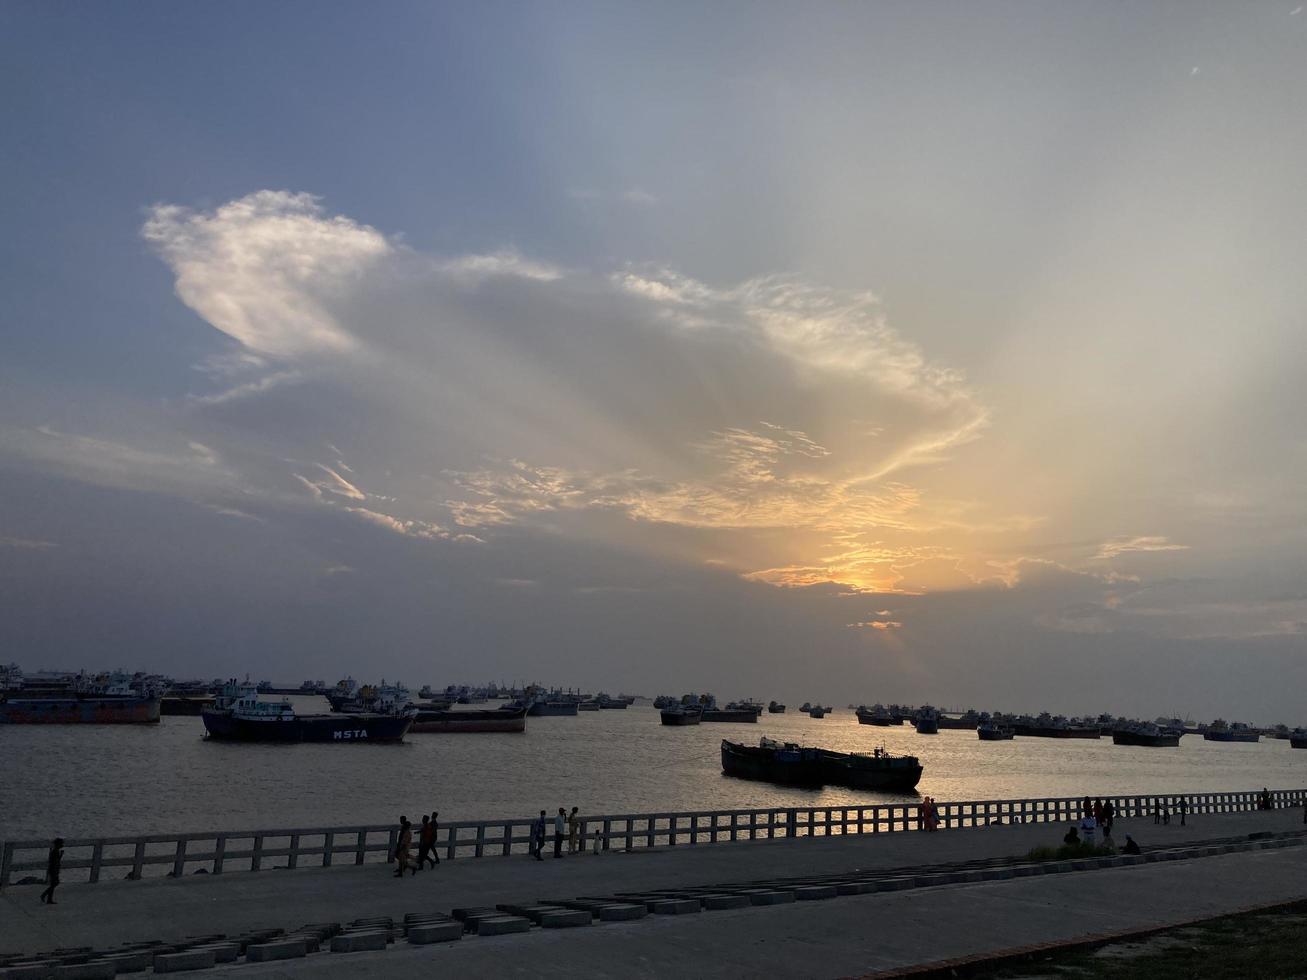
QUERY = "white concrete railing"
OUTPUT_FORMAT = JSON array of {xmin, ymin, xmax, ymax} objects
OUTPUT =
[{"xmin": 3, "ymin": 787, "xmax": 1304, "ymax": 888}]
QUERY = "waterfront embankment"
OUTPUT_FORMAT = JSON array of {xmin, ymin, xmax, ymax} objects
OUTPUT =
[{"xmin": 3, "ymin": 805, "xmax": 1307, "ymax": 975}]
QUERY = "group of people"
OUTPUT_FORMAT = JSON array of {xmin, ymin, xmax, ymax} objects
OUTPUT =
[
  {"xmin": 529, "ymin": 806, "xmax": 584, "ymax": 859},
  {"xmin": 916, "ymin": 797, "xmax": 940, "ymax": 831},
  {"xmin": 391, "ymin": 812, "xmax": 441, "ymax": 877}
]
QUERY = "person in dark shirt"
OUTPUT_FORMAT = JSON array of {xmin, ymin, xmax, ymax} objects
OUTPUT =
[
  {"xmin": 1123, "ymin": 835, "xmax": 1142, "ymax": 855},
  {"xmin": 1063, "ymin": 825, "xmax": 1080, "ymax": 846},
  {"xmin": 39, "ymin": 838, "xmax": 63, "ymax": 905}
]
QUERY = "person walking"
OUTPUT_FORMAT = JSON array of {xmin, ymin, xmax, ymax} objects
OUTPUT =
[
  {"xmin": 39, "ymin": 838, "xmax": 63, "ymax": 905},
  {"xmin": 554, "ymin": 807, "xmax": 566, "ymax": 858},
  {"xmin": 393, "ymin": 816, "xmax": 413, "ymax": 878},
  {"xmin": 1079, "ymin": 811, "xmax": 1097, "ymax": 846},
  {"xmin": 1178, "ymin": 796, "xmax": 1187, "ymax": 826},
  {"xmin": 567, "ymin": 806, "xmax": 581, "ymax": 854},
  {"xmin": 416, "ymin": 814, "xmax": 435, "ymax": 870},
  {"xmin": 1102, "ymin": 799, "xmax": 1115, "ymax": 838},
  {"xmin": 429, "ymin": 811, "xmax": 441, "ymax": 865},
  {"xmin": 531, "ymin": 810, "xmax": 546, "ymax": 861}
]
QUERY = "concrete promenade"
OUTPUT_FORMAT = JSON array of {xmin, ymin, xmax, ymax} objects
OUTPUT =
[{"xmin": 4, "ymin": 807, "xmax": 1306, "ymax": 974}]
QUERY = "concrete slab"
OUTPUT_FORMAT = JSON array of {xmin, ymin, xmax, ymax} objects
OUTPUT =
[
  {"xmin": 0, "ymin": 964, "xmax": 56, "ymax": 980},
  {"xmin": 329, "ymin": 932, "xmax": 387, "ymax": 953},
  {"xmin": 596, "ymin": 904, "xmax": 646, "ymax": 921},
  {"xmin": 470, "ymin": 917, "xmax": 530, "ymax": 937},
  {"xmin": 702, "ymin": 894, "xmax": 752, "ymax": 909},
  {"xmin": 405, "ymin": 923, "xmax": 462, "ymax": 945},
  {"xmin": 152, "ymin": 948, "xmax": 216, "ymax": 973},
  {"xmin": 650, "ymin": 899, "xmax": 699, "ymax": 915},
  {"xmin": 52, "ymin": 963, "xmax": 116, "ymax": 980},
  {"xmin": 794, "ymin": 885, "xmax": 837, "ymax": 900},
  {"xmin": 245, "ymin": 939, "xmax": 307, "ymax": 962},
  {"xmin": 194, "ymin": 944, "xmax": 238, "ymax": 963},
  {"xmin": 102, "ymin": 951, "xmax": 153, "ymax": 973},
  {"xmin": 746, "ymin": 891, "xmax": 795, "ymax": 906}
]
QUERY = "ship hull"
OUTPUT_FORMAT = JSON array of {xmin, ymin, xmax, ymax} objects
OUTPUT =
[
  {"xmin": 160, "ymin": 697, "xmax": 214, "ymax": 716},
  {"xmin": 1291, "ymin": 737, "xmax": 1307, "ymax": 749},
  {"xmin": 409, "ymin": 707, "xmax": 527, "ymax": 733},
  {"xmin": 202, "ymin": 710, "xmax": 411, "ymax": 742},
  {"xmin": 528, "ymin": 701, "xmax": 579, "ymax": 717},
  {"xmin": 915, "ymin": 720, "xmax": 939, "ymax": 734},
  {"xmin": 857, "ymin": 714, "xmax": 894, "ymax": 726},
  {"xmin": 721, "ymin": 741, "xmax": 922, "ymax": 792},
  {"xmin": 1203, "ymin": 732, "xmax": 1260, "ymax": 743},
  {"xmin": 937, "ymin": 716, "xmax": 979, "ymax": 730},
  {"xmin": 1014, "ymin": 725, "xmax": 1100, "ymax": 739},
  {"xmin": 0, "ymin": 695, "xmax": 161, "ymax": 725},
  {"xmin": 1112, "ymin": 730, "xmax": 1181, "ymax": 747},
  {"xmin": 720, "ymin": 740, "xmax": 823, "ymax": 786},
  {"xmin": 661, "ymin": 709, "xmax": 702, "ymax": 726},
  {"xmin": 702, "ymin": 709, "xmax": 760, "ymax": 723},
  {"xmin": 977, "ymin": 728, "xmax": 1015, "ymax": 740}
]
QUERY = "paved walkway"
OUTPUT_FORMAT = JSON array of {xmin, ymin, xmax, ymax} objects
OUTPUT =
[
  {"xmin": 3, "ymin": 808, "xmax": 1304, "ymax": 963},
  {"xmin": 225, "ymin": 845, "xmax": 1307, "ymax": 978}
]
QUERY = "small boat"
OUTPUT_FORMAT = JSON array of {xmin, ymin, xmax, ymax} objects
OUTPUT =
[
  {"xmin": 1112, "ymin": 722, "xmax": 1180, "ymax": 747},
  {"xmin": 1289, "ymin": 728, "xmax": 1307, "ymax": 749},
  {"xmin": 977, "ymin": 721, "xmax": 1015, "ymax": 741},
  {"xmin": 768, "ymin": 700, "xmax": 786, "ymax": 713},
  {"xmin": 202, "ymin": 682, "xmax": 411, "ymax": 742},
  {"xmin": 914, "ymin": 705, "xmax": 940, "ymax": 735},
  {"xmin": 1203, "ymin": 719, "xmax": 1260, "ymax": 743},
  {"xmin": 799, "ymin": 702, "xmax": 812, "ymax": 712},
  {"xmin": 409, "ymin": 702, "xmax": 527, "ymax": 733},
  {"xmin": 721, "ymin": 738, "xmax": 922, "ymax": 791},
  {"xmin": 808, "ymin": 705, "xmax": 827, "ymax": 719}
]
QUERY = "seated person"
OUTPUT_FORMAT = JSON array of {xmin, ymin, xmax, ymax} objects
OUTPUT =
[
  {"xmin": 1063, "ymin": 825, "xmax": 1080, "ymax": 846},
  {"xmin": 1123, "ymin": 835, "xmax": 1141, "ymax": 855}
]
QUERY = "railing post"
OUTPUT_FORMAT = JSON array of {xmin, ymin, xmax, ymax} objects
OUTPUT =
[
  {"xmin": 322, "ymin": 832, "xmax": 334, "ymax": 868},
  {"xmin": 288, "ymin": 834, "xmax": 300, "ymax": 870},
  {"xmin": 690, "ymin": 814, "xmax": 699, "ymax": 843},
  {"xmin": 646, "ymin": 818, "xmax": 655, "ymax": 848},
  {"xmin": 251, "ymin": 835, "xmax": 264, "ymax": 872},
  {"xmin": 446, "ymin": 826, "xmax": 457, "ymax": 860},
  {"xmin": 355, "ymin": 830, "xmax": 367, "ymax": 865},
  {"xmin": 89, "ymin": 842, "xmax": 104, "ymax": 883},
  {"xmin": 787, "ymin": 809, "xmax": 797, "ymax": 838},
  {"xmin": 502, "ymin": 822, "xmax": 513, "ymax": 856},
  {"xmin": 668, "ymin": 815, "xmax": 678, "ymax": 846},
  {"xmin": 132, "ymin": 841, "xmax": 145, "ymax": 880},
  {"xmin": 475, "ymin": 823, "xmax": 486, "ymax": 858},
  {"xmin": 624, "ymin": 819, "xmax": 634, "ymax": 851},
  {"xmin": 214, "ymin": 835, "xmax": 227, "ymax": 874},
  {"xmin": 172, "ymin": 839, "xmax": 187, "ymax": 878},
  {"xmin": 730, "ymin": 813, "xmax": 738, "ymax": 842},
  {"xmin": 602, "ymin": 819, "xmax": 612, "ymax": 852},
  {"xmin": 1, "ymin": 841, "xmax": 14, "ymax": 888},
  {"xmin": 386, "ymin": 828, "xmax": 397, "ymax": 864}
]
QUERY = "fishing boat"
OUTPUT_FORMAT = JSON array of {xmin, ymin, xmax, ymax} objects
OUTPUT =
[
  {"xmin": 768, "ymin": 700, "xmax": 786, "ymax": 713},
  {"xmin": 202, "ymin": 682, "xmax": 411, "ymax": 742},
  {"xmin": 409, "ymin": 702, "xmax": 527, "ymax": 733},
  {"xmin": 577, "ymin": 699, "xmax": 600, "ymax": 711},
  {"xmin": 721, "ymin": 737, "xmax": 922, "ymax": 791},
  {"xmin": 1112, "ymin": 722, "xmax": 1180, "ymax": 747},
  {"xmin": 914, "ymin": 705, "xmax": 940, "ymax": 735},
  {"xmin": 1289, "ymin": 728, "xmax": 1307, "ymax": 749},
  {"xmin": 976, "ymin": 720, "xmax": 1015, "ymax": 740},
  {"xmin": 808, "ymin": 705, "xmax": 828, "ymax": 719},
  {"xmin": 1203, "ymin": 719, "xmax": 1260, "ymax": 743},
  {"xmin": 595, "ymin": 693, "xmax": 628, "ymax": 709}
]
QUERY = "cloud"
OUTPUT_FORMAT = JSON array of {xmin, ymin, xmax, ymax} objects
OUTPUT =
[
  {"xmin": 1094, "ymin": 536, "xmax": 1189, "ymax": 560},
  {"xmin": 435, "ymin": 250, "xmax": 564, "ymax": 283},
  {"xmin": 142, "ymin": 191, "xmax": 389, "ymax": 358},
  {"xmin": 294, "ymin": 463, "xmax": 366, "ymax": 501},
  {"xmin": 345, "ymin": 506, "xmax": 452, "ymax": 541},
  {"xmin": 189, "ymin": 370, "xmax": 303, "ymax": 406},
  {"xmin": 0, "ymin": 536, "xmax": 59, "ymax": 549},
  {"xmin": 848, "ymin": 619, "xmax": 902, "ymax": 630}
]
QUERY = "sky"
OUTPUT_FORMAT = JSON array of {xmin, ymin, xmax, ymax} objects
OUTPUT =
[{"xmin": 2, "ymin": 2, "xmax": 1305, "ymax": 720}]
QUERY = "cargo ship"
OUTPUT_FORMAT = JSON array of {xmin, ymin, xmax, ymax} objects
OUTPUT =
[
  {"xmin": 914, "ymin": 705, "xmax": 940, "ymax": 735},
  {"xmin": 1290, "ymin": 728, "xmax": 1307, "ymax": 749},
  {"xmin": 409, "ymin": 703, "xmax": 527, "ymax": 733},
  {"xmin": 0, "ymin": 689, "xmax": 161, "ymax": 724},
  {"xmin": 703, "ymin": 698, "xmax": 764, "ymax": 723},
  {"xmin": 721, "ymin": 738, "xmax": 922, "ymax": 792},
  {"xmin": 856, "ymin": 704, "xmax": 895, "ymax": 726},
  {"xmin": 202, "ymin": 682, "xmax": 411, "ymax": 742},
  {"xmin": 1112, "ymin": 722, "xmax": 1181, "ymax": 747},
  {"xmin": 768, "ymin": 700, "xmax": 786, "ymax": 713},
  {"xmin": 977, "ymin": 720, "xmax": 1015, "ymax": 740},
  {"xmin": 1203, "ymin": 719, "xmax": 1260, "ymax": 743},
  {"xmin": 660, "ymin": 703, "xmax": 703, "ymax": 725},
  {"xmin": 1011, "ymin": 713, "xmax": 1101, "ymax": 739}
]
